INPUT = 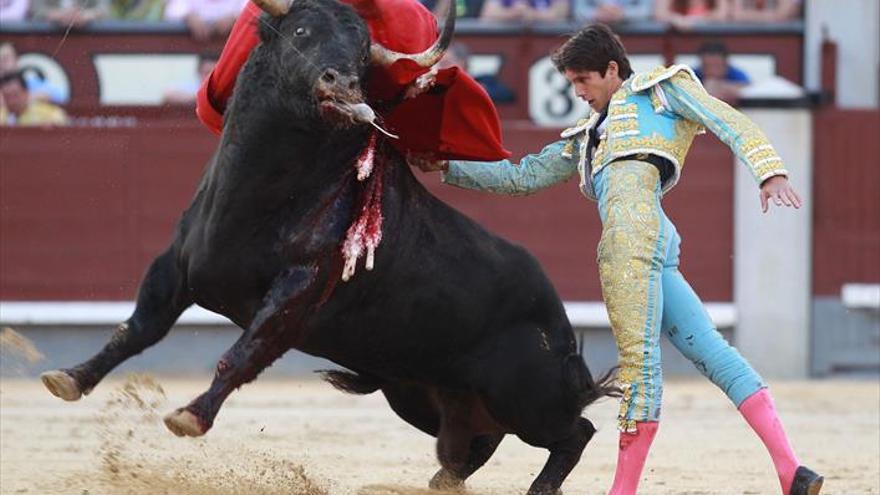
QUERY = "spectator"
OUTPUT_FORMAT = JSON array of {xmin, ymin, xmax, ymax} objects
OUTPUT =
[
  {"xmin": 0, "ymin": 71, "xmax": 69, "ymax": 126},
  {"xmin": 731, "ymin": 0, "xmax": 801, "ymax": 22},
  {"xmin": 421, "ymin": 0, "xmax": 484, "ymax": 18},
  {"xmin": 30, "ymin": 0, "xmax": 110, "ymax": 26},
  {"xmin": 694, "ymin": 40, "xmax": 749, "ymax": 104},
  {"xmin": 479, "ymin": 0, "xmax": 569, "ymax": 23},
  {"xmin": 573, "ymin": 0, "xmax": 654, "ymax": 24},
  {"xmin": 654, "ymin": 0, "xmax": 728, "ymax": 30},
  {"xmin": 0, "ymin": 42, "xmax": 69, "ymax": 104},
  {"xmin": 438, "ymin": 42, "xmax": 515, "ymax": 103},
  {"xmin": 109, "ymin": 0, "xmax": 165, "ymax": 20},
  {"xmin": 0, "ymin": 42, "xmax": 19, "ymax": 75},
  {"xmin": 0, "ymin": 0, "xmax": 30, "ymax": 22},
  {"xmin": 162, "ymin": 52, "xmax": 217, "ymax": 105},
  {"xmin": 164, "ymin": 0, "xmax": 246, "ymax": 41}
]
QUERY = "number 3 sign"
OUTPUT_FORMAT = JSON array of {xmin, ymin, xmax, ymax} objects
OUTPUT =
[{"xmin": 528, "ymin": 55, "xmax": 589, "ymax": 127}]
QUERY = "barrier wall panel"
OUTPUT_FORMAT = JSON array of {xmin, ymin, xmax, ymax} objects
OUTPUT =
[
  {"xmin": 812, "ymin": 109, "xmax": 880, "ymax": 295},
  {"xmin": 1, "ymin": 122, "xmax": 735, "ymax": 302}
]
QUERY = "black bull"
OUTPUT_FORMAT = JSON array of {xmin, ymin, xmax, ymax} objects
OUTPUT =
[{"xmin": 40, "ymin": 0, "xmax": 618, "ymax": 492}]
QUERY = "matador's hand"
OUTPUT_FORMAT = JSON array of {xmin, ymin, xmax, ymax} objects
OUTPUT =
[
  {"xmin": 759, "ymin": 175, "xmax": 803, "ymax": 213},
  {"xmin": 406, "ymin": 152, "xmax": 449, "ymax": 173}
]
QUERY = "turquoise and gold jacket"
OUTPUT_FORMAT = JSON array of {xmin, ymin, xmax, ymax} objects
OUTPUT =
[{"xmin": 443, "ymin": 65, "xmax": 787, "ymax": 200}]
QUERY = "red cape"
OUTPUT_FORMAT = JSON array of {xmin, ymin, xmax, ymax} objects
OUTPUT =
[{"xmin": 196, "ymin": 0, "xmax": 510, "ymax": 161}]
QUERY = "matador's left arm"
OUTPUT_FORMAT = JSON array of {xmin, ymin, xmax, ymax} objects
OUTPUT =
[{"xmin": 660, "ymin": 72, "xmax": 789, "ymax": 185}]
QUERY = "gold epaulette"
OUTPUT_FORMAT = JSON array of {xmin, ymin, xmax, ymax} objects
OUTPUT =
[
  {"xmin": 560, "ymin": 114, "xmax": 595, "ymax": 138},
  {"xmin": 631, "ymin": 64, "xmax": 705, "ymax": 92},
  {"xmin": 560, "ymin": 113, "xmax": 600, "ymax": 158}
]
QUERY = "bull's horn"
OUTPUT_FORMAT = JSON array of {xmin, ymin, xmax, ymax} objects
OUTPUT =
[
  {"xmin": 251, "ymin": 0, "xmax": 290, "ymax": 16},
  {"xmin": 370, "ymin": 0, "xmax": 456, "ymax": 67}
]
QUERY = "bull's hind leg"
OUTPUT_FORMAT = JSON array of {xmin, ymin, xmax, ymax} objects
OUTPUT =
[
  {"xmin": 381, "ymin": 384, "xmax": 504, "ymax": 490},
  {"xmin": 430, "ymin": 391, "xmax": 505, "ymax": 490},
  {"xmin": 475, "ymin": 323, "xmax": 609, "ymax": 494},
  {"xmin": 527, "ymin": 417, "xmax": 596, "ymax": 495},
  {"xmin": 430, "ymin": 433, "xmax": 504, "ymax": 490},
  {"xmin": 164, "ymin": 266, "xmax": 319, "ymax": 437},
  {"xmin": 42, "ymin": 249, "xmax": 190, "ymax": 401}
]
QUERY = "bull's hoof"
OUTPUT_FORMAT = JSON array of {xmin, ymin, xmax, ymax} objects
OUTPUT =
[
  {"xmin": 163, "ymin": 408, "xmax": 206, "ymax": 437},
  {"xmin": 428, "ymin": 468, "xmax": 464, "ymax": 491},
  {"xmin": 40, "ymin": 370, "xmax": 83, "ymax": 401}
]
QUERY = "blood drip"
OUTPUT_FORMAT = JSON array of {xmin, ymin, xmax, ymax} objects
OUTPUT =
[{"xmin": 341, "ymin": 132, "xmax": 384, "ymax": 282}]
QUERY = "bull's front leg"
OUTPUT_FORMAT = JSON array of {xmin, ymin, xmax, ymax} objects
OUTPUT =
[
  {"xmin": 41, "ymin": 249, "xmax": 191, "ymax": 401},
  {"xmin": 163, "ymin": 265, "xmax": 324, "ymax": 437}
]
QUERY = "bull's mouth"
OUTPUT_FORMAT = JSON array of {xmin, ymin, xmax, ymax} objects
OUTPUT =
[
  {"xmin": 316, "ymin": 87, "xmax": 366, "ymax": 127},
  {"xmin": 314, "ymin": 86, "xmax": 398, "ymax": 139},
  {"xmin": 318, "ymin": 97, "xmax": 355, "ymax": 122}
]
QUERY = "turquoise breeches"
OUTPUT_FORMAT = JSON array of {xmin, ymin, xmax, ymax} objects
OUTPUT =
[{"xmin": 594, "ymin": 160, "xmax": 765, "ymax": 432}]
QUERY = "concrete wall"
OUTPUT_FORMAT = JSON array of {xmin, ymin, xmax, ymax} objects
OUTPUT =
[
  {"xmin": 0, "ymin": 325, "xmax": 335, "ymax": 379},
  {"xmin": 811, "ymin": 297, "xmax": 880, "ymax": 375},
  {"xmin": 0, "ymin": 324, "xmax": 734, "ymax": 379},
  {"xmin": 734, "ymin": 109, "xmax": 813, "ymax": 378}
]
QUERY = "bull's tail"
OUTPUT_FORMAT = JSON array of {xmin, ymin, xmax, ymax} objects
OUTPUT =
[
  {"xmin": 563, "ymin": 354, "xmax": 622, "ymax": 411},
  {"xmin": 318, "ymin": 369, "xmax": 384, "ymax": 395}
]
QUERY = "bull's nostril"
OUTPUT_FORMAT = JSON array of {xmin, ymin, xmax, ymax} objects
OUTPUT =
[
  {"xmin": 347, "ymin": 80, "xmax": 357, "ymax": 90},
  {"xmin": 322, "ymin": 70, "xmax": 338, "ymax": 84}
]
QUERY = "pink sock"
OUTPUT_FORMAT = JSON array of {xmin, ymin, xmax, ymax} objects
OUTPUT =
[
  {"xmin": 738, "ymin": 388, "xmax": 800, "ymax": 494},
  {"xmin": 608, "ymin": 421, "xmax": 659, "ymax": 495}
]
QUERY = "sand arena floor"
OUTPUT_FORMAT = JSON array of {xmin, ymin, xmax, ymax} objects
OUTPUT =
[{"xmin": 0, "ymin": 375, "xmax": 878, "ymax": 495}]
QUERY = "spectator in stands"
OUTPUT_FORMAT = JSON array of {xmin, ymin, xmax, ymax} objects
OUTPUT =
[
  {"xmin": 694, "ymin": 40, "xmax": 749, "ymax": 104},
  {"xmin": 0, "ymin": 71, "xmax": 69, "ymax": 126},
  {"xmin": 162, "ymin": 52, "xmax": 218, "ymax": 104},
  {"xmin": 479, "ymin": 0, "xmax": 569, "ymax": 23},
  {"xmin": 0, "ymin": 42, "xmax": 20, "ymax": 76},
  {"xmin": 654, "ymin": 0, "xmax": 728, "ymax": 30},
  {"xmin": 731, "ymin": 0, "xmax": 801, "ymax": 22},
  {"xmin": 165, "ymin": 0, "xmax": 246, "ymax": 41},
  {"xmin": 573, "ymin": 0, "xmax": 654, "ymax": 24},
  {"xmin": 439, "ymin": 42, "xmax": 515, "ymax": 103},
  {"xmin": 0, "ymin": 42, "xmax": 69, "ymax": 105},
  {"xmin": 30, "ymin": 0, "xmax": 109, "ymax": 26},
  {"xmin": 0, "ymin": 0, "xmax": 30, "ymax": 22},
  {"xmin": 109, "ymin": 0, "xmax": 165, "ymax": 20},
  {"xmin": 421, "ymin": 0, "xmax": 484, "ymax": 18}
]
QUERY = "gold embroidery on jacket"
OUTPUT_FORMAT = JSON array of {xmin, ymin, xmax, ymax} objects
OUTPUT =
[{"xmin": 664, "ymin": 72, "xmax": 788, "ymax": 181}]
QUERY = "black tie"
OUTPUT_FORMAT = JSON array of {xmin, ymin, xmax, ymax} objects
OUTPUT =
[{"xmin": 586, "ymin": 107, "xmax": 609, "ymax": 165}]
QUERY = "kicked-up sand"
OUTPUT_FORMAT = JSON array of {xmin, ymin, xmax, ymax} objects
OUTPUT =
[{"xmin": 1, "ymin": 373, "xmax": 878, "ymax": 495}]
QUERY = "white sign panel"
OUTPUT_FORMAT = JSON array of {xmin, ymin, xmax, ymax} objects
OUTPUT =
[{"xmin": 94, "ymin": 54, "xmax": 198, "ymax": 105}]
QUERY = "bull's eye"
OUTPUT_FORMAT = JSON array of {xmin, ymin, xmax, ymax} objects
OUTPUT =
[{"xmin": 294, "ymin": 27, "xmax": 309, "ymax": 37}]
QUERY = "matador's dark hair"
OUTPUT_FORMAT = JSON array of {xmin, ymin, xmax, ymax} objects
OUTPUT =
[{"xmin": 551, "ymin": 24, "xmax": 633, "ymax": 79}]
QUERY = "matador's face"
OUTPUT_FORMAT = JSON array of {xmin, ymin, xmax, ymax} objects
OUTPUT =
[{"xmin": 564, "ymin": 63, "xmax": 622, "ymax": 113}]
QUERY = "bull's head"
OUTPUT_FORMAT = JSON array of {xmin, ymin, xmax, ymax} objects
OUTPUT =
[
  {"xmin": 252, "ymin": 0, "xmax": 455, "ymax": 128},
  {"xmin": 253, "ymin": 0, "xmax": 371, "ymax": 127}
]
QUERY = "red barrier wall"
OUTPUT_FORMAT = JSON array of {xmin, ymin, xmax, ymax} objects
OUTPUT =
[
  {"xmin": 811, "ymin": 109, "xmax": 880, "ymax": 295},
  {"xmin": 0, "ymin": 121, "xmax": 735, "ymax": 301}
]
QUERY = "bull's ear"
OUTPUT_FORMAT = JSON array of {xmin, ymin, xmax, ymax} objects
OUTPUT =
[{"xmin": 251, "ymin": 0, "xmax": 291, "ymax": 16}]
